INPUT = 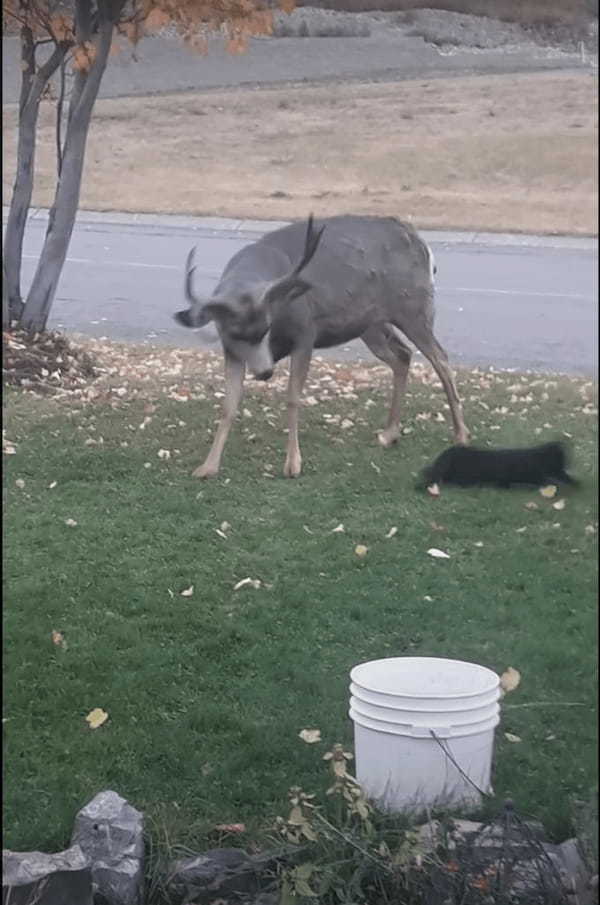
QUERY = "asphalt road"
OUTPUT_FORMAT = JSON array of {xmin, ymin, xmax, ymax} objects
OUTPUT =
[
  {"xmin": 2, "ymin": 31, "xmax": 592, "ymax": 105},
  {"xmin": 13, "ymin": 213, "xmax": 598, "ymax": 376}
]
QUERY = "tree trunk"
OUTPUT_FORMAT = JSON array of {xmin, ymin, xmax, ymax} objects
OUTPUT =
[
  {"xmin": 20, "ymin": 21, "xmax": 114, "ymax": 334},
  {"xmin": 3, "ymin": 262, "xmax": 9, "ymax": 330},
  {"xmin": 3, "ymin": 29, "xmax": 68, "ymax": 323}
]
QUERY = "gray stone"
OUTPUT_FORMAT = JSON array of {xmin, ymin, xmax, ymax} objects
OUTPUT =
[
  {"xmin": 167, "ymin": 849, "xmax": 258, "ymax": 903},
  {"xmin": 554, "ymin": 838, "xmax": 596, "ymax": 905},
  {"xmin": 71, "ymin": 790, "xmax": 144, "ymax": 905},
  {"xmin": 167, "ymin": 848, "xmax": 287, "ymax": 905},
  {"xmin": 2, "ymin": 844, "xmax": 93, "ymax": 905}
]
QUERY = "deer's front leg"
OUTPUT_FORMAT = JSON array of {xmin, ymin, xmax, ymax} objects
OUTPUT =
[
  {"xmin": 193, "ymin": 354, "xmax": 245, "ymax": 478},
  {"xmin": 283, "ymin": 347, "xmax": 312, "ymax": 478}
]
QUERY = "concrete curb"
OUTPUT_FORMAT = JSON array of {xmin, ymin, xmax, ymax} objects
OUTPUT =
[{"xmin": 3, "ymin": 206, "xmax": 598, "ymax": 251}]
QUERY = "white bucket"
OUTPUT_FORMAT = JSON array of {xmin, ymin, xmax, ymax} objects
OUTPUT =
[{"xmin": 349, "ymin": 657, "xmax": 500, "ymax": 813}]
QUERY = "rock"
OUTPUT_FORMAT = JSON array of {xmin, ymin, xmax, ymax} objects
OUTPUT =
[
  {"xmin": 71, "ymin": 790, "xmax": 144, "ymax": 905},
  {"xmin": 2, "ymin": 844, "xmax": 93, "ymax": 905},
  {"xmin": 416, "ymin": 819, "xmax": 443, "ymax": 853},
  {"xmin": 167, "ymin": 849, "xmax": 259, "ymax": 903},
  {"xmin": 449, "ymin": 819, "xmax": 484, "ymax": 840},
  {"xmin": 554, "ymin": 838, "xmax": 596, "ymax": 905},
  {"xmin": 166, "ymin": 848, "xmax": 290, "ymax": 905}
]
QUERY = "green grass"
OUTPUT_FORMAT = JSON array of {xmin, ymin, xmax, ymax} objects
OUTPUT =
[{"xmin": 3, "ymin": 361, "xmax": 598, "ymax": 862}]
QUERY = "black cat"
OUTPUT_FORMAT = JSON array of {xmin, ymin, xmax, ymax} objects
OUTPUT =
[{"xmin": 419, "ymin": 441, "xmax": 578, "ymax": 489}]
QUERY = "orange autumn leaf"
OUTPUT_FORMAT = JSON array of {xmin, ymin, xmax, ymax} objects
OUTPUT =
[
  {"xmin": 72, "ymin": 41, "xmax": 97, "ymax": 72},
  {"xmin": 144, "ymin": 7, "xmax": 171, "ymax": 32}
]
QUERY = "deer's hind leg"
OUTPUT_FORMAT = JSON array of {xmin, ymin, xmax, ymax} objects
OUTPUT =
[
  {"xmin": 361, "ymin": 324, "xmax": 412, "ymax": 447},
  {"xmin": 393, "ymin": 312, "xmax": 469, "ymax": 446}
]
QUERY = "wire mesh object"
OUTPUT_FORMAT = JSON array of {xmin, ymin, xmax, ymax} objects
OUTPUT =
[{"xmin": 419, "ymin": 799, "xmax": 575, "ymax": 904}]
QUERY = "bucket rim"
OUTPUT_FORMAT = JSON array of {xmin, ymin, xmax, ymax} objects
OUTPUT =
[
  {"xmin": 349, "ymin": 681, "xmax": 500, "ymax": 713},
  {"xmin": 350, "ymin": 656, "xmax": 499, "ymax": 701},
  {"xmin": 349, "ymin": 696, "xmax": 500, "ymax": 731},
  {"xmin": 349, "ymin": 705, "xmax": 500, "ymax": 739}
]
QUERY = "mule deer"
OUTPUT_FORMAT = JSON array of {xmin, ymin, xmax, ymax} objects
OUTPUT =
[{"xmin": 174, "ymin": 214, "xmax": 469, "ymax": 478}]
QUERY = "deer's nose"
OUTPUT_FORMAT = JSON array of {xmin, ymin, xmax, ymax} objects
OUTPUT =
[{"xmin": 255, "ymin": 369, "xmax": 273, "ymax": 382}]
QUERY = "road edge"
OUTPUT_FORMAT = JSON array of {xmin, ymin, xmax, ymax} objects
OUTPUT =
[{"xmin": 3, "ymin": 206, "xmax": 598, "ymax": 251}]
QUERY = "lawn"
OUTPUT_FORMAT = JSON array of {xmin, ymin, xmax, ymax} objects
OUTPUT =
[{"xmin": 3, "ymin": 344, "xmax": 598, "ymax": 866}]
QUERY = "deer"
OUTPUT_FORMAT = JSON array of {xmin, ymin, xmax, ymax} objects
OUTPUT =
[{"xmin": 174, "ymin": 214, "xmax": 469, "ymax": 478}]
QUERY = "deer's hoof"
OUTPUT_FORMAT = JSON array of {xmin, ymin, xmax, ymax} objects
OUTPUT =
[
  {"xmin": 377, "ymin": 429, "xmax": 399, "ymax": 448},
  {"xmin": 283, "ymin": 457, "xmax": 302, "ymax": 478},
  {"xmin": 192, "ymin": 463, "xmax": 219, "ymax": 479}
]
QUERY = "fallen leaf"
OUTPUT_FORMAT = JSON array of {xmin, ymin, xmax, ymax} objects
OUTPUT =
[
  {"xmin": 515, "ymin": 526, "xmax": 527, "ymax": 533},
  {"xmin": 427, "ymin": 548, "xmax": 450, "ymax": 559},
  {"xmin": 474, "ymin": 541, "xmax": 484, "ymax": 547},
  {"xmin": 370, "ymin": 461, "xmax": 381, "ymax": 474},
  {"xmin": 48, "ymin": 481, "xmax": 58, "ymax": 489},
  {"xmin": 341, "ymin": 418, "xmax": 354, "ymax": 430},
  {"xmin": 539, "ymin": 484, "xmax": 557, "ymax": 499},
  {"xmin": 157, "ymin": 448, "xmax": 171, "ymax": 460},
  {"xmin": 234, "ymin": 577, "xmax": 261, "ymax": 591},
  {"xmin": 423, "ymin": 595, "xmax": 433, "ymax": 602},
  {"xmin": 331, "ymin": 523, "xmax": 345, "ymax": 533},
  {"xmin": 430, "ymin": 521, "xmax": 446, "ymax": 532},
  {"xmin": 64, "ymin": 518, "xmax": 78, "ymax": 527},
  {"xmin": 215, "ymin": 529, "xmax": 227, "ymax": 539},
  {"xmin": 51, "ymin": 630, "xmax": 67, "ymax": 650},
  {"xmin": 546, "ymin": 734, "xmax": 556, "ymax": 741},
  {"xmin": 584, "ymin": 524, "xmax": 597, "ymax": 535},
  {"xmin": 85, "ymin": 708, "xmax": 108, "ymax": 730},
  {"xmin": 299, "ymin": 728, "xmax": 322, "ymax": 744},
  {"xmin": 525, "ymin": 501, "xmax": 539, "ymax": 510},
  {"xmin": 500, "ymin": 667, "xmax": 521, "ymax": 694},
  {"xmin": 167, "ymin": 588, "xmax": 174, "ymax": 598},
  {"xmin": 354, "ymin": 544, "xmax": 368, "ymax": 558},
  {"xmin": 214, "ymin": 823, "xmax": 246, "ymax": 834},
  {"xmin": 552, "ymin": 499, "xmax": 566, "ymax": 510},
  {"xmin": 504, "ymin": 732, "xmax": 522, "ymax": 744},
  {"xmin": 385, "ymin": 526, "xmax": 398, "ymax": 539},
  {"xmin": 180, "ymin": 585, "xmax": 194, "ymax": 597},
  {"xmin": 427, "ymin": 483, "xmax": 441, "ymax": 497},
  {"xmin": 15, "ymin": 478, "xmax": 25, "ymax": 489},
  {"xmin": 220, "ymin": 521, "xmax": 231, "ymax": 532}
]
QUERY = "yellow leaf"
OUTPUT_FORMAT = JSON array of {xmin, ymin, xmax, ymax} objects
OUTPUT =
[
  {"xmin": 214, "ymin": 822, "xmax": 246, "ymax": 833},
  {"xmin": 504, "ymin": 732, "xmax": 522, "ymax": 743},
  {"xmin": 233, "ymin": 577, "xmax": 261, "ymax": 591},
  {"xmin": 51, "ymin": 630, "xmax": 67, "ymax": 650},
  {"xmin": 500, "ymin": 667, "xmax": 521, "ymax": 694},
  {"xmin": 85, "ymin": 708, "xmax": 108, "ymax": 730},
  {"xmin": 354, "ymin": 544, "xmax": 368, "ymax": 558},
  {"xmin": 427, "ymin": 548, "xmax": 450, "ymax": 559},
  {"xmin": 539, "ymin": 484, "xmax": 557, "ymax": 499},
  {"xmin": 299, "ymin": 729, "xmax": 321, "ymax": 744},
  {"xmin": 287, "ymin": 806, "xmax": 305, "ymax": 826}
]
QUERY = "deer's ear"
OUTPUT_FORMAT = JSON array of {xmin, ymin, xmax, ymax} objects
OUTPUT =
[
  {"xmin": 174, "ymin": 298, "xmax": 233, "ymax": 328},
  {"xmin": 263, "ymin": 276, "xmax": 312, "ymax": 305}
]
